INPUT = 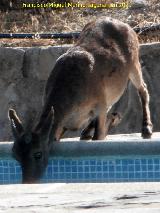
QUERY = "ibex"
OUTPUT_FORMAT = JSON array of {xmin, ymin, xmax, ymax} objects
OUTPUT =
[{"xmin": 8, "ymin": 17, "xmax": 153, "ymax": 183}]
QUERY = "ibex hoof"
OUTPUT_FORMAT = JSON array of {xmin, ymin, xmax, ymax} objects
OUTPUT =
[
  {"xmin": 80, "ymin": 134, "xmax": 92, "ymax": 140},
  {"xmin": 142, "ymin": 125, "xmax": 153, "ymax": 139}
]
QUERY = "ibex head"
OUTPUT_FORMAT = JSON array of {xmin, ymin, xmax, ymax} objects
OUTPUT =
[{"xmin": 8, "ymin": 108, "xmax": 54, "ymax": 184}]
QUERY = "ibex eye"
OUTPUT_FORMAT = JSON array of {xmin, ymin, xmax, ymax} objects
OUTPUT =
[{"xmin": 34, "ymin": 152, "xmax": 42, "ymax": 160}]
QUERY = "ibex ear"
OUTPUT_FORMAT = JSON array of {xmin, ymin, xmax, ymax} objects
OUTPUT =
[
  {"xmin": 8, "ymin": 109, "xmax": 24, "ymax": 140},
  {"xmin": 40, "ymin": 107, "xmax": 54, "ymax": 142}
]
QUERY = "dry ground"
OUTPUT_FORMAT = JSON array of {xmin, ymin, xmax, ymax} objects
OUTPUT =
[{"xmin": 0, "ymin": 0, "xmax": 159, "ymax": 47}]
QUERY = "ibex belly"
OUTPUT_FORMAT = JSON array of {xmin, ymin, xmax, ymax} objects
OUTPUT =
[
  {"xmin": 63, "ymin": 105, "xmax": 98, "ymax": 131},
  {"xmin": 104, "ymin": 70, "xmax": 129, "ymax": 107}
]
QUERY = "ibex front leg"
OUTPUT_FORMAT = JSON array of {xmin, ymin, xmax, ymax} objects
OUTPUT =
[
  {"xmin": 138, "ymin": 83, "xmax": 153, "ymax": 138},
  {"xmin": 92, "ymin": 113, "xmax": 106, "ymax": 140}
]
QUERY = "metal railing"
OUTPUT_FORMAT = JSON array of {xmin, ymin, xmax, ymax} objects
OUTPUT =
[
  {"xmin": 0, "ymin": 32, "xmax": 80, "ymax": 39},
  {"xmin": 0, "ymin": 24, "xmax": 159, "ymax": 39}
]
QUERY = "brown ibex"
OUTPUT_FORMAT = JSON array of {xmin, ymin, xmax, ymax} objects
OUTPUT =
[{"xmin": 8, "ymin": 17, "xmax": 153, "ymax": 183}]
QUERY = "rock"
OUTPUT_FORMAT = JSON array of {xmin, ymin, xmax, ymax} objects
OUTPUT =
[
  {"xmin": 130, "ymin": 0, "xmax": 147, "ymax": 9},
  {"xmin": 0, "ymin": 47, "xmax": 24, "ymax": 80},
  {"xmin": 23, "ymin": 45, "xmax": 69, "ymax": 80}
]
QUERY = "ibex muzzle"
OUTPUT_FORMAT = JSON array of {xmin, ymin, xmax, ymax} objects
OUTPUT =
[{"xmin": 9, "ymin": 17, "xmax": 153, "ymax": 183}]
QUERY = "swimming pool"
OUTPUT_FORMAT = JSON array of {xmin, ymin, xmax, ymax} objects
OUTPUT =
[
  {"xmin": 1, "ymin": 155, "xmax": 160, "ymax": 184},
  {"xmin": 1, "ymin": 134, "xmax": 160, "ymax": 184}
]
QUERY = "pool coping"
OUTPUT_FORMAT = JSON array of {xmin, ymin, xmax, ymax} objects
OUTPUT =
[{"xmin": 1, "ymin": 133, "xmax": 160, "ymax": 157}]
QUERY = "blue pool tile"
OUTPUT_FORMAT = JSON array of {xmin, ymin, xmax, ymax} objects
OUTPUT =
[
  {"xmin": 103, "ymin": 161, "xmax": 108, "ymax": 166},
  {"xmin": 59, "ymin": 160, "xmax": 65, "ymax": 166},
  {"xmin": 72, "ymin": 166, "xmax": 77, "ymax": 173},
  {"xmin": 15, "ymin": 166, "xmax": 21, "ymax": 173},
  {"xmin": 108, "ymin": 160, "xmax": 114, "ymax": 165},
  {"xmin": 116, "ymin": 165, "xmax": 122, "ymax": 172},
  {"xmin": 122, "ymin": 165, "xmax": 128, "ymax": 171},
  {"xmin": 141, "ymin": 159, "xmax": 146, "ymax": 164},
  {"xmin": 148, "ymin": 165, "xmax": 154, "ymax": 171},
  {"xmin": 9, "ymin": 162, "xmax": 15, "ymax": 167},
  {"xmin": 90, "ymin": 166, "xmax": 96, "ymax": 172},
  {"xmin": 103, "ymin": 173, "xmax": 109, "ymax": 179},
  {"xmin": 84, "ymin": 160, "xmax": 89, "ymax": 166},
  {"xmin": 65, "ymin": 160, "xmax": 71, "ymax": 166},
  {"xmin": 135, "ymin": 159, "xmax": 141, "ymax": 164},
  {"xmin": 128, "ymin": 165, "xmax": 134, "ymax": 172},
  {"xmin": 3, "ymin": 162, "xmax": 8, "ymax": 167},
  {"xmin": 148, "ymin": 172, "xmax": 154, "ymax": 179},
  {"xmin": 121, "ymin": 172, "xmax": 128, "ymax": 179},
  {"xmin": 53, "ymin": 160, "xmax": 59, "ymax": 166},
  {"xmin": 53, "ymin": 173, "xmax": 59, "ymax": 179},
  {"xmin": 97, "ymin": 166, "xmax": 102, "ymax": 172},
  {"xmin": 78, "ymin": 160, "xmax": 83, "ymax": 166},
  {"xmin": 154, "ymin": 165, "xmax": 160, "ymax": 171},
  {"xmin": 97, "ymin": 160, "xmax": 102, "ymax": 166},
  {"xmin": 141, "ymin": 172, "xmax": 147, "ymax": 179},
  {"xmin": 135, "ymin": 172, "xmax": 141, "ymax": 179},
  {"xmin": 90, "ymin": 160, "xmax": 96, "ymax": 166},
  {"xmin": 4, "ymin": 168, "xmax": 9, "ymax": 173},
  {"xmin": 47, "ymin": 166, "xmax": 53, "ymax": 173},
  {"xmin": 53, "ymin": 166, "xmax": 58, "ymax": 172},
  {"xmin": 78, "ymin": 166, "xmax": 83, "ymax": 172},
  {"xmin": 70, "ymin": 173, "xmax": 77, "ymax": 179},
  {"xmin": 154, "ymin": 159, "xmax": 160, "ymax": 164},
  {"xmin": 135, "ymin": 165, "xmax": 141, "ymax": 171},
  {"xmin": 116, "ymin": 173, "xmax": 122, "ymax": 179},
  {"xmin": 142, "ymin": 165, "xmax": 147, "ymax": 171},
  {"xmin": 71, "ymin": 161, "xmax": 77, "ymax": 166},
  {"xmin": 90, "ymin": 173, "xmax": 96, "ymax": 179},
  {"xmin": 59, "ymin": 166, "xmax": 65, "ymax": 173},
  {"xmin": 16, "ymin": 173, "xmax": 21, "ymax": 180},
  {"xmin": 2, "ymin": 156, "xmax": 160, "ymax": 184},
  {"xmin": 148, "ymin": 159, "xmax": 153, "ymax": 164},
  {"xmin": 65, "ymin": 166, "xmax": 71, "ymax": 173},
  {"xmin": 121, "ymin": 159, "xmax": 128, "ymax": 165},
  {"xmin": 10, "ymin": 174, "xmax": 16, "ymax": 180},
  {"xmin": 108, "ymin": 172, "xmax": 115, "ymax": 178},
  {"xmin": 128, "ymin": 173, "xmax": 134, "ymax": 179},
  {"xmin": 127, "ymin": 159, "xmax": 134, "ymax": 165},
  {"xmin": 66, "ymin": 173, "xmax": 72, "ymax": 179},
  {"xmin": 84, "ymin": 166, "xmax": 89, "ymax": 172},
  {"xmin": 115, "ymin": 159, "xmax": 121, "ymax": 165},
  {"xmin": 77, "ymin": 173, "xmax": 83, "ymax": 179},
  {"xmin": 155, "ymin": 172, "xmax": 160, "ymax": 179},
  {"xmin": 96, "ymin": 173, "xmax": 103, "ymax": 179},
  {"xmin": 109, "ymin": 166, "xmax": 115, "ymax": 172},
  {"xmin": 84, "ymin": 173, "xmax": 90, "ymax": 179},
  {"xmin": 9, "ymin": 167, "xmax": 15, "ymax": 173}
]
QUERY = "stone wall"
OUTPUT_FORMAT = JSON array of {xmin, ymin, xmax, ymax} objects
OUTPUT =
[{"xmin": 0, "ymin": 43, "xmax": 160, "ymax": 140}]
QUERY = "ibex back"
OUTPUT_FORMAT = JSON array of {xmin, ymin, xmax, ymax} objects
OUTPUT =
[{"xmin": 9, "ymin": 17, "xmax": 153, "ymax": 183}]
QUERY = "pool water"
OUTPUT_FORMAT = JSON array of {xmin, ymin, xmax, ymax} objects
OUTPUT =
[{"xmin": 1, "ymin": 155, "xmax": 160, "ymax": 184}]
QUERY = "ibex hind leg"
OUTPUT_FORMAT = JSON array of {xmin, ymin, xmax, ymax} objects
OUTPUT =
[
  {"xmin": 80, "ymin": 110, "xmax": 106, "ymax": 141},
  {"xmin": 80, "ymin": 119, "xmax": 96, "ymax": 140},
  {"xmin": 129, "ymin": 62, "xmax": 153, "ymax": 139},
  {"xmin": 80, "ymin": 112, "xmax": 121, "ymax": 140}
]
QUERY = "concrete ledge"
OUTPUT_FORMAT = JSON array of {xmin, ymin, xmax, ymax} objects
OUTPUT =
[
  {"xmin": 1, "ymin": 182, "xmax": 160, "ymax": 212},
  {"xmin": 1, "ymin": 133, "xmax": 160, "ymax": 158},
  {"xmin": 140, "ymin": 42, "xmax": 160, "ymax": 55}
]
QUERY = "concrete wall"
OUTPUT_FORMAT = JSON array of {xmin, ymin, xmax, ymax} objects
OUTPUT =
[{"xmin": 0, "ymin": 43, "xmax": 160, "ymax": 140}]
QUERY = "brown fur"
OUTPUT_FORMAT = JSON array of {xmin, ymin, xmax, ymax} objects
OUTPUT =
[{"xmin": 9, "ymin": 17, "xmax": 153, "ymax": 183}]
